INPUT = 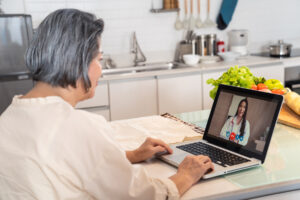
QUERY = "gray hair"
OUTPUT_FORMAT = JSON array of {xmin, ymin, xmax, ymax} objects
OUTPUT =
[{"xmin": 26, "ymin": 9, "xmax": 104, "ymax": 91}]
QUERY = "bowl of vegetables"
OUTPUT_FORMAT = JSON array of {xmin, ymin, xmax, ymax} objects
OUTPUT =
[{"xmin": 206, "ymin": 65, "xmax": 285, "ymax": 99}]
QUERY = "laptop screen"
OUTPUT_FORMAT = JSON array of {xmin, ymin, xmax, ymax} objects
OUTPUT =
[{"xmin": 203, "ymin": 84, "xmax": 283, "ymax": 163}]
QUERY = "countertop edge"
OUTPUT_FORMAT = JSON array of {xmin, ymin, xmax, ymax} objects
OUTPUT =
[{"xmin": 98, "ymin": 56, "xmax": 285, "ymax": 82}]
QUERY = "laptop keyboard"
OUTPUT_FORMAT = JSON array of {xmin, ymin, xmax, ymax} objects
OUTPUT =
[{"xmin": 177, "ymin": 142, "xmax": 250, "ymax": 167}]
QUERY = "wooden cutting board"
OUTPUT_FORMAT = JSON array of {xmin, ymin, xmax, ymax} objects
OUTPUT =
[{"xmin": 278, "ymin": 103, "xmax": 300, "ymax": 129}]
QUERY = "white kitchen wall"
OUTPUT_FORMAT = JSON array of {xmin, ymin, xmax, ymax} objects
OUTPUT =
[{"xmin": 2, "ymin": 0, "xmax": 300, "ymax": 65}]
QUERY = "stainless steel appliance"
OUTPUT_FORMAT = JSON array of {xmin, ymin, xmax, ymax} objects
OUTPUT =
[
  {"xmin": 228, "ymin": 29, "xmax": 249, "ymax": 56},
  {"xmin": 285, "ymin": 66, "xmax": 300, "ymax": 94},
  {"xmin": 252, "ymin": 48, "xmax": 300, "ymax": 58},
  {"xmin": 269, "ymin": 40, "xmax": 292, "ymax": 57},
  {"xmin": 0, "ymin": 14, "xmax": 34, "ymax": 114}
]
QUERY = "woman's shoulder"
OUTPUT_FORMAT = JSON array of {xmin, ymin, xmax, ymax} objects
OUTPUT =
[
  {"xmin": 66, "ymin": 108, "xmax": 107, "ymax": 124},
  {"xmin": 60, "ymin": 109, "xmax": 116, "ymax": 148},
  {"xmin": 60, "ymin": 108, "xmax": 110, "ymax": 137},
  {"xmin": 74, "ymin": 109, "xmax": 107, "ymax": 123}
]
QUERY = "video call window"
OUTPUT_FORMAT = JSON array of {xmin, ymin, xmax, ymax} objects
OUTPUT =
[{"xmin": 207, "ymin": 91, "xmax": 278, "ymax": 154}]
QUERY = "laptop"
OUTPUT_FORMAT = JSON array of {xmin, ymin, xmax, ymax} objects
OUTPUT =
[{"xmin": 160, "ymin": 84, "xmax": 283, "ymax": 179}]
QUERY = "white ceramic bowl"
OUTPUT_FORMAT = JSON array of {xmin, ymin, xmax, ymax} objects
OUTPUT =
[
  {"xmin": 218, "ymin": 51, "xmax": 240, "ymax": 62},
  {"xmin": 183, "ymin": 54, "xmax": 200, "ymax": 65}
]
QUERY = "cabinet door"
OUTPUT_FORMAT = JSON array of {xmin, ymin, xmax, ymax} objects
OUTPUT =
[
  {"xmin": 109, "ymin": 77, "xmax": 157, "ymax": 120},
  {"xmin": 76, "ymin": 81, "xmax": 109, "ymax": 108},
  {"xmin": 250, "ymin": 63, "xmax": 284, "ymax": 84},
  {"xmin": 202, "ymin": 70, "xmax": 227, "ymax": 110},
  {"xmin": 78, "ymin": 106, "xmax": 110, "ymax": 121},
  {"xmin": 157, "ymin": 73, "xmax": 202, "ymax": 114}
]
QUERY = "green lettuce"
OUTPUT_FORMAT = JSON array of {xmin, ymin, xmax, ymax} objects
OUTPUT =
[{"xmin": 207, "ymin": 65, "xmax": 264, "ymax": 99}]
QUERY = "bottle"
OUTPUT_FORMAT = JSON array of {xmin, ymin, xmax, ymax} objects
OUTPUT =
[{"xmin": 217, "ymin": 40, "xmax": 225, "ymax": 53}]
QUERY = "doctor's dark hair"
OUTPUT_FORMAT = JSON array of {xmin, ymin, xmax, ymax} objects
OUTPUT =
[
  {"xmin": 25, "ymin": 9, "xmax": 104, "ymax": 91},
  {"xmin": 234, "ymin": 98, "xmax": 248, "ymax": 137}
]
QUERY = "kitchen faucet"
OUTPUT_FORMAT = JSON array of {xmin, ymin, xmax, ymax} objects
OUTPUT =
[{"xmin": 131, "ymin": 32, "xmax": 146, "ymax": 66}]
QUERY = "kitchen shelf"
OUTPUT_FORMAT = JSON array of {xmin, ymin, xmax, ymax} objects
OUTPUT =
[{"xmin": 150, "ymin": 8, "xmax": 179, "ymax": 13}]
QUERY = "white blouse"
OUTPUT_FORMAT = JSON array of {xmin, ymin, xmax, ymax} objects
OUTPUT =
[
  {"xmin": 220, "ymin": 116, "xmax": 250, "ymax": 146},
  {"xmin": 0, "ymin": 96, "xmax": 179, "ymax": 200}
]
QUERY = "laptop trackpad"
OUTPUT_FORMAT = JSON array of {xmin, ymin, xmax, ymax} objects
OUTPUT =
[{"xmin": 161, "ymin": 149, "xmax": 188, "ymax": 166}]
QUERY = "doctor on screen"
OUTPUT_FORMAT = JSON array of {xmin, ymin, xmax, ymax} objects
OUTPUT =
[{"xmin": 220, "ymin": 98, "xmax": 250, "ymax": 146}]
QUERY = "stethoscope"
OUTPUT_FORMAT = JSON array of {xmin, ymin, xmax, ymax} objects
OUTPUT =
[{"xmin": 225, "ymin": 117, "xmax": 244, "ymax": 142}]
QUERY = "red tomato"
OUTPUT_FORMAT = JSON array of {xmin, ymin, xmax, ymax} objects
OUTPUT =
[
  {"xmin": 271, "ymin": 89, "xmax": 284, "ymax": 95},
  {"xmin": 257, "ymin": 83, "xmax": 268, "ymax": 90},
  {"xmin": 251, "ymin": 85, "xmax": 258, "ymax": 90},
  {"xmin": 259, "ymin": 88, "xmax": 272, "ymax": 93}
]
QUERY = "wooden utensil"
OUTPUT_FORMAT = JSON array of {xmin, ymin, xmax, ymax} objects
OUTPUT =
[
  {"xmin": 174, "ymin": 0, "xmax": 183, "ymax": 30},
  {"xmin": 195, "ymin": 0, "xmax": 202, "ymax": 28},
  {"xmin": 203, "ymin": 0, "xmax": 217, "ymax": 27},
  {"xmin": 188, "ymin": 0, "xmax": 195, "ymax": 30},
  {"xmin": 183, "ymin": 0, "xmax": 189, "ymax": 29}
]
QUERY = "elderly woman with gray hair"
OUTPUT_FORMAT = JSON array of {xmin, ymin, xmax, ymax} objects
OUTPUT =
[{"xmin": 0, "ymin": 9, "xmax": 213, "ymax": 199}]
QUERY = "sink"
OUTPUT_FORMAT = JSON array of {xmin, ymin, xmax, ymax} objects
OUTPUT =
[{"xmin": 101, "ymin": 62, "xmax": 190, "ymax": 76}]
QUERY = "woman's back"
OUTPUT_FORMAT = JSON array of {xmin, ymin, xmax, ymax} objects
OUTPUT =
[{"xmin": 0, "ymin": 96, "xmax": 122, "ymax": 199}]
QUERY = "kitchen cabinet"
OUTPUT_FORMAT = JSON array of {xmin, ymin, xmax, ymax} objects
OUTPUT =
[
  {"xmin": 250, "ymin": 62, "xmax": 284, "ymax": 84},
  {"xmin": 76, "ymin": 81, "xmax": 110, "ymax": 120},
  {"xmin": 109, "ymin": 77, "xmax": 157, "ymax": 120},
  {"xmin": 157, "ymin": 73, "xmax": 202, "ymax": 114},
  {"xmin": 87, "ymin": 58, "xmax": 286, "ymax": 120},
  {"xmin": 76, "ymin": 81, "xmax": 109, "ymax": 108}
]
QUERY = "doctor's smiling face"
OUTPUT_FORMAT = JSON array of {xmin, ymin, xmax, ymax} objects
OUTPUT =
[{"xmin": 237, "ymin": 101, "xmax": 247, "ymax": 117}]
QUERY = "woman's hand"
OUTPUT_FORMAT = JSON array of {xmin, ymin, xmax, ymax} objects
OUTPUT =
[
  {"xmin": 126, "ymin": 137, "xmax": 173, "ymax": 164},
  {"xmin": 170, "ymin": 155, "xmax": 214, "ymax": 196}
]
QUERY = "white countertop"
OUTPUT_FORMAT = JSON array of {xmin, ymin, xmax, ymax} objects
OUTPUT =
[
  {"xmin": 98, "ymin": 55, "xmax": 290, "ymax": 82},
  {"xmin": 111, "ymin": 110, "xmax": 300, "ymax": 200}
]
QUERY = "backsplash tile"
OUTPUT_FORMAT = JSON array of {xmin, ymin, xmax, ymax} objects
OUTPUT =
[{"xmin": 2, "ymin": 0, "xmax": 300, "ymax": 66}]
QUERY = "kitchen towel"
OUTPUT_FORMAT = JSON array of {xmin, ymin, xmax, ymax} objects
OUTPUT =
[
  {"xmin": 217, "ymin": 0, "xmax": 238, "ymax": 30},
  {"xmin": 110, "ymin": 115, "xmax": 200, "ymax": 150}
]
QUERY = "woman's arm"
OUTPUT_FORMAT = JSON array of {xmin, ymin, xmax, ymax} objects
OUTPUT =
[
  {"xmin": 220, "ymin": 117, "xmax": 231, "ymax": 139},
  {"xmin": 170, "ymin": 155, "xmax": 214, "ymax": 196},
  {"xmin": 125, "ymin": 138, "xmax": 214, "ymax": 196}
]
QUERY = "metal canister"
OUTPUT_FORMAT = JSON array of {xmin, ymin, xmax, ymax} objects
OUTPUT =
[
  {"xmin": 175, "ymin": 40, "xmax": 193, "ymax": 62},
  {"xmin": 196, "ymin": 35, "xmax": 206, "ymax": 56},
  {"xmin": 206, "ymin": 34, "xmax": 217, "ymax": 56}
]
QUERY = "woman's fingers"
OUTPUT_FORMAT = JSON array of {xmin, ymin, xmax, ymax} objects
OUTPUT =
[
  {"xmin": 204, "ymin": 161, "xmax": 214, "ymax": 172},
  {"xmin": 153, "ymin": 146, "xmax": 166, "ymax": 154},
  {"xmin": 198, "ymin": 155, "xmax": 211, "ymax": 164},
  {"xmin": 198, "ymin": 156, "xmax": 214, "ymax": 173},
  {"xmin": 147, "ymin": 137, "xmax": 173, "ymax": 154}
]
